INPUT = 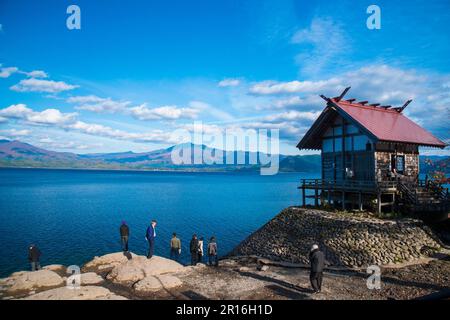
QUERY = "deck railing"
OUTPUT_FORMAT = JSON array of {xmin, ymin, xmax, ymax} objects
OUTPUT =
[{"xmin": 299, "ymin": 178, "xmax": 397, "ymax": 192}]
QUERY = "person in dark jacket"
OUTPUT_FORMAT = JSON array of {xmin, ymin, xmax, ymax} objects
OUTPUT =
[
  {"xmin": 309, "ymin": 244, "xmax": 325, "ymax": 293},
  {"xmin": 120, "ymin": 221, "xmax": 129, "ymax": 252},
  {"xmin": 207, "ymin": 236, "xmax": 218, "ymax": 267},
  {"xmin": 28, "ymin": 244, "xmax": 41, "ymax": 271},
  {"xmin": 145, "ymin": 220, "xmax": 157, "ymax": 259},
  {"xmin": 189, "ymin": 234, "xmax": 199, "ymax": 265}
]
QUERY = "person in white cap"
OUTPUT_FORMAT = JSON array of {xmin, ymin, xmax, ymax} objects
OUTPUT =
[{"xmin": 309, "ymin": 244, "xmax": 325, "ymax": 293}]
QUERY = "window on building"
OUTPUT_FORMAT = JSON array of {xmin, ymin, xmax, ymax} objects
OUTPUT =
[
  {"xmin": 391, "ymin": 155, "xmax": 405, "ymax": 174},
  {"xmin": 366, "ymin": 141, "xmax": 372, "ymax": 151},
  {"xmin": 396, "ymin": 155, "xmax": 405, "ymax": 174},
  {"xmin": 322, "ymin": 139, "xmax": 333, "ymax": 152}
]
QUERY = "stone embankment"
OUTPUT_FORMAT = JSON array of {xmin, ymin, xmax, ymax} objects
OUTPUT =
[{"xmin": 230, "ymin": 207, "xmax": 443, "ymax": 268}]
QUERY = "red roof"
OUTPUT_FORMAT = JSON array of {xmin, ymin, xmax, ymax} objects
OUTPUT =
[{"xmin": 331, "ymin": 98, "xmax": 446, "ymax": 148}]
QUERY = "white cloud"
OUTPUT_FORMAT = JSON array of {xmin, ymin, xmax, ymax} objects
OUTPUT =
[
  {"xmin": 67, "ymin": 95, "xmax": 106, "ymax": 104},
  {"xmin": 0, "ymin": 104, "xmax": 77, "ymax": 125},
  {"xmin": 129, "ymin": 104, "xmax": 199, "ymax": 120},
  {"xmin": 0, "ymin": 66, "xmax": 19, "ymax": 78},
  {"xmin": 250, "ymin": 79, "xmax": 342, "ymax": 95},
  {"xmin": 270, "ymin": 95, "xmax": 323, "ymax": 109},
  {"xmin": 67, "ymin": 120, "xmax": 176, "ymax": 143},
  {"xmin": 218, "ymin": 78, "xmax": 241, "ymax": 87},
  {"xmin": 26, "ymin": 70, "xmax": 48, "ymax": 78},
  {"xmin": 0, "ymin": 129, "xmax": 32, "ymax": 137},
  {"xmin": 27, "ymin": 109, "xmax": 77, "ymax": 125},
  {"xmin": 263, "ymin": 110, "xmax": 321, "ymax": 122},
  {"xmin": 0, "ymin": 65, "xmax": 49, "ymax": 79},
  {"xmin": 37, "ymin": 137, "xmax": 103, "ymax": 151},
  {"xmin": 0, "ymin": 104, "xmax": 34, "ymax": 118},
  {"xmin": 10, "ymin": 78, "xmax": 78, "ymax": 93},
  {"xmin": 70, "ymin": 95, "xmax": 131, "ymax": 113}
]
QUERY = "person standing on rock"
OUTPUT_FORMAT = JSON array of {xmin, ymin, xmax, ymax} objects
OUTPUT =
[
  {"xmin": 198, "ymin": 237, "xmax": 204, "ymax": 263},
  {"xmin": 309, "ymin": 244, "xmax": 325, "ymax": 294},
  {"xmin": 189, "ymin": 234, "xmax": 199, "ymax": 265},
  {"xmin": 28, "ymin": 244, "xmax": 41, "ymax": 271},
  {"xmin": 120, "ymin": 221, "xmax": 130, "ymax": 252},
  {"xmin": 170, "ymin": 232, "xmax": 181, "ymax": 262},
  {"xmin": 207, "ymin": 236, "xmax": 218, "ymax": 267},
  {"xmin": 145, "ymin": 220, "xmax": 157, "ymax": 259}
]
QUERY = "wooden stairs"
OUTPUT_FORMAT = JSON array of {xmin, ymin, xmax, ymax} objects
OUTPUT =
[{"xmin": 397, "ymin": 180, "xmax": 450, "ymax": 221}]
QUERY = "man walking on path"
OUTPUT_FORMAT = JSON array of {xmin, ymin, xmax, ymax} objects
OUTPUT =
[
  {"xmin": 145, "ymin": 220, "xmax": 157, "ymax": 259},
  {"xmin": 120, "ymin": 221, "xmax": 129, "ymax": 252},
  {"xmin": 207, "ymin": 236, "xmax": 218, "ymax": 267},
  {"xmin": 309, "ymin": 244, "xmax": 325, "ymax": 293},
  {"xmin": 170, "ymin": 233, "xmax": 181, "ymax": 262},
  {"xmin": 190, "ymin": 234, "xmax": 199, "ymax": 265},
  {"xmin": 28, "ymin": 244, "xmax": 41, "ymax": 271}
]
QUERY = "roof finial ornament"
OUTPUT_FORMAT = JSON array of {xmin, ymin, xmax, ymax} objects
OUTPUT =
[
  {"xmin": 335, "ymin": 86, "xmax": 351, "ymax": 102},
  {"xmin": 394, "ymin": 99, "xmax": 412, "ymax": 113}
]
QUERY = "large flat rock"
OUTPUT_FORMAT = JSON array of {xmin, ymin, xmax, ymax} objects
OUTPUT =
[
  {"xmin": 106, "ymin": 257, "xmax": 146, "ymax": 284},
  {"xmin": 42, "ymin": 265, "xmax": 66, "ymax": 273},
  {"xmin": 134, "ymin": 276, "xmax": 162, "ymax": 293},
  {"xmin": 0, "ymin": 270, "xmax": 64, "ymax": 295},
  {"xmin": 23, "ymin": 285, "xmax": 127, "ymax": 300},
  {"xmin": 81, "ymin": 272, "xmax": 104, "ymax": 285},
  {"xmin": 83, "ymin": 252, "xmax": 137, "ymax": 272},
  {"xmin": 134, "ymin": 274, "xmax": 183, "ymax": 294},
  {"xmin": 106, "ymin": 255, "xmax": 185, "ymax": 286},
  {"xmin": 142, "ymin": 256, "xmax": 185, "ymax": 276}
]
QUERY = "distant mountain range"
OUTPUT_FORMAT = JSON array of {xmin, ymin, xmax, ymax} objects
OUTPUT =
[
  {"xmin": 0, "ymin": 139, "xmax": 321, "ymax": 172},
  {"xmin": 0, "ymin": 139, "xmax": 447, "ymax": 173}
]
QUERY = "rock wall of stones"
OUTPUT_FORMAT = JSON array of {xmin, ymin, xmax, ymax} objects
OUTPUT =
[{"xmin": 230, "ymin": 207, "xmax": 442, "ymax": 268}]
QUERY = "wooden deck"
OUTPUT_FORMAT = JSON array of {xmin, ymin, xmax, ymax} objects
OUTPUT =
[{"xmin": 298, "ymin": 178, "xmax": 449, "ymax": 217}]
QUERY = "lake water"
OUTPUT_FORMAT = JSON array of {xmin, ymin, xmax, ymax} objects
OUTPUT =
[{"xmin": 0, "ymin": 168, "xmax": 318, "ymax": 277}]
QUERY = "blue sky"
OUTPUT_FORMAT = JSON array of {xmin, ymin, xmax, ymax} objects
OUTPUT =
[{"xmin": 0, "ymin": 0, "xmax": 449, "ymax": 155}]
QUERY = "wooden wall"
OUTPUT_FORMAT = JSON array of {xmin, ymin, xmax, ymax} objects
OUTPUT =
[{"xmin": 375, "ymin": 151, "xmax": 419, "ymax": 182}]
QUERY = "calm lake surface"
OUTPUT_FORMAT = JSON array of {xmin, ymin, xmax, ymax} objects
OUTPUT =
[{"xmin": 0, "ymin": 168, "xmax": 318, "ymax": 277}]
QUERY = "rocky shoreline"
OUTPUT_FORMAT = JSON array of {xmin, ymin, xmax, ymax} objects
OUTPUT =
[{"xmin": 1, "ymin": 207, "xmax": 449, "ymax": 300}]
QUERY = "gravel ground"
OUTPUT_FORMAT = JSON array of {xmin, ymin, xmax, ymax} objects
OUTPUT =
[{"xmin": 137, "ymin": 257, "xmax": 450, "ymax": 300}]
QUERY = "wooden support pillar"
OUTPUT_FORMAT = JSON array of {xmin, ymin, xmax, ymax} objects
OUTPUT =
[
  {"xmin": 392, "ymin": 193, "xmax": 396, "ymax": 212},
  {"xmin": 358, "ymin": 192, "xmax": 363, "ymax": 211},
  {"xmin": 314, "ymin": 187, "xmax": 319, "ymax": 207},
  {"xmin": 302, "ymin": 186, "xmax": 306, "ymax": 207},
  {"xmin": 377, "ymin": 191, "xmax": 382, "ymax": 214},
  {"xmin": 342, "ymin": 191, "xmax": 345, "ymax": 210}
]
